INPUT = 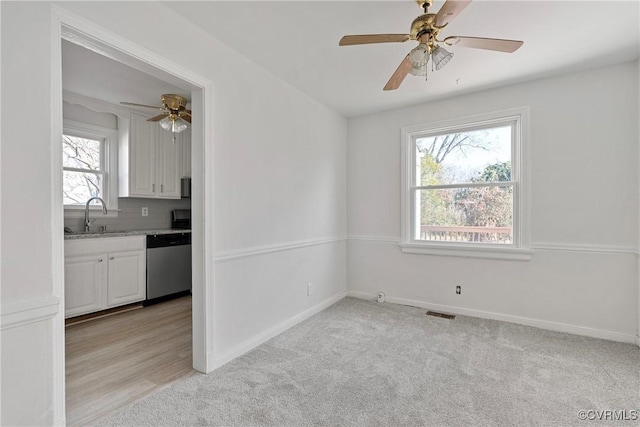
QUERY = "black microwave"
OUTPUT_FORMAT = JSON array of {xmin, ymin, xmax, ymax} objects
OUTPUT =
[
  {"xmin": 181, "ymin": 178, "xmax": 191, "ymax": 198},
  {"xmin": 172, "ymin": 209, "xmax": 191, "ymax": 230}
]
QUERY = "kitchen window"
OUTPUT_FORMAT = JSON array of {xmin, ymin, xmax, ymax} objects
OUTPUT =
[
  {"xmin": 400, "ymin": 107, "xmax": 531, "ymax": 260},
  {"xmin": 63, "ymin": 120, "xmax": 118, "ymax": 216}
]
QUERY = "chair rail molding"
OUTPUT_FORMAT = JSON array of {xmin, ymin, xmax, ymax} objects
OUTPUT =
[
  {"xmin": 1, "ymin": 296, "xmax": 61, "ymax": 330},
  {"xmin": 214, "ymin": 236, "xmax": 347, "ymax": 263},
  {"xmin": 531, "ymin": 242, "xmax": 638, "ymax": 255},
  {"xmin": 348, "ymin": 235, "xmax": 638, "ymax": 256}
]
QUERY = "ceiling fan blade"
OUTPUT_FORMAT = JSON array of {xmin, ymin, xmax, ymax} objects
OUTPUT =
[
  {"xmin": 120, "ymin": 101, "xmax": 164, "ymax": 110},
  {"xmin": 180, "ymin": 112, "xmax": 192, "ymax": 124},
  {"xmin": 339, "ymin": 34, "xmax": 411, "ymax": 46},
  {"xmin": 147, "ymin": 113, "xmax": 169, "ymax": 122},
  {"xmin": 435, "ymin": 0, "xmax": 472, "ymax": 27},
  {"xmin": 443, "ymin": 36, "xmax": 523, "ymax": 53},
  {"xmin": 383, "ymin": 55, "xmax": 412, "ymax": 91}
]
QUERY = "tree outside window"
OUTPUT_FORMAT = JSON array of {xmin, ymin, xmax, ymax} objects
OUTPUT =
[
  {"xmin": 62, "ymin": 134, "xmax": 105, "ymax": 205},
  {"xmin": 414, "ymin": 125, "xmax": 514, "ymax": 244}
]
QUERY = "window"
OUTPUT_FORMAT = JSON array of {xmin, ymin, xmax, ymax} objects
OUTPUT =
[
  {"xmin": 63, "ymin": 120, "xmax": 118, "ymax": 216},
  {"xmin": 63, "ymin": 134, "xmax": 104, "ymax": 204},
  {"xmin": 400, "ymin": 108, "xmax": 530, "ymax": 260}
]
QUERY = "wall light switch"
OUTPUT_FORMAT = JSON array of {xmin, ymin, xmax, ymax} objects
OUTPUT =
[{"xmin": 142, "ymin": 207, "xmax": 149, "ymax": 217}]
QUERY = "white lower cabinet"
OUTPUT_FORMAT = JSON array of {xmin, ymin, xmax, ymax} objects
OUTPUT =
[
  {"xmin": 106, "ymin": 250, "xmax": 146, "ymax": 308},
  {"xmin": 64, "ymin": 254, "xmax": 107, "ymax": 317},
  {"xmin": 64, "ymin": 236, "xmax": 146, "ymax": 318}
]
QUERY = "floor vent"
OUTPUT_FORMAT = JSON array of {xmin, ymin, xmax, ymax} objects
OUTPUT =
[{"xmin": 426, "ymin": 311, "xmax": 456, "ymax": 320}]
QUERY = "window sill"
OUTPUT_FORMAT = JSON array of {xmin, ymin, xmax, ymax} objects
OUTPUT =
[{"xmin": 399, "ymin": 242, "xmax": 533, "ymax": 261}]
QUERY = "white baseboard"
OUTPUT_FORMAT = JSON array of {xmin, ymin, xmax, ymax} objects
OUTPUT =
[
  {"xmin": 348, "ymin": 291, "xmax": 638, "ymax": 345},
  {"xmin": 347, "ymin": 291, "xmax": 378, "ymax": 302},
  {"xmin": 211, "ymin": 291, "xmax": 348, "ymax": 369}
]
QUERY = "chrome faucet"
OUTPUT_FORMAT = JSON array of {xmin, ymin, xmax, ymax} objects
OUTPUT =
[{"xmin": 84, "ymin": 197, "xmax": 108, "ymax": 232}]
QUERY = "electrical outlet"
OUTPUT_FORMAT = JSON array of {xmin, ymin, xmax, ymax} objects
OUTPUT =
[
  {"xmin": 142, "ymin": 207, "xmax": 149, "ymax": 217},
  {"xmin": 307, "ymin": 283, "xmax": 313, "ymax": 296},
  {"xmin": 456, "ymin": 285, "xmax": 461, "ymax": 295}
]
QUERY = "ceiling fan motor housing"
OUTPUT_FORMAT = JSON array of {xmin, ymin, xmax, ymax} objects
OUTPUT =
[
  {"xmin": 410, "ymin": 13, "xmax": 442, "ymax": 43},
  {"xmin": 161, "ymin": 94, "xmax": 188, "ymax": 112}
]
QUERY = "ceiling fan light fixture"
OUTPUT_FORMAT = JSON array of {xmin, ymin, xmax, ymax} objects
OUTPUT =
[
  {"xmin": 432, "ymin": 45, "xmax": 454, "ymax": 70},
  {"xmin": 159, "ymin": 114, "xmax": 188, "ymax": 133},
  {"xmin": 409, "ymin": 43, "xmax": 429, "ymax": 76},
  {"xmin": 159, "ymin": 115, "xmax": 173, "ymax": 131},
  {"xmin": 171, "ymin": 117, "xmax": 188, "ymax": 133}
]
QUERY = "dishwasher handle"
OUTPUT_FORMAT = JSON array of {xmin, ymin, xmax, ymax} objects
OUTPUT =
[{"xmin": 146, "ymin": 233, "xmax": 191, "ymax": 248}]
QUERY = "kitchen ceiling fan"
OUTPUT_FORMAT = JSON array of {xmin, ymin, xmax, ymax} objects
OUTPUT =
[
  {"xmin": 339, "ymin": 0, "xmax": 523, "ymax": 91},
  {"xmin": 121, "ymin": 94, "xmax": 191, "ymax": 133}
]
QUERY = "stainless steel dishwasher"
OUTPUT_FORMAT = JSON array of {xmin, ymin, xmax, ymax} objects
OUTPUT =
[{"xmin": 145, "ymin": 232, "xmax": 191, "ymax": 305}]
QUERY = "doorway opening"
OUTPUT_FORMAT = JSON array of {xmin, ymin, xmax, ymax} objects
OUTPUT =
[{"xmin": 52, "ymin": 11, "xmax": 212, "ymax": 425}]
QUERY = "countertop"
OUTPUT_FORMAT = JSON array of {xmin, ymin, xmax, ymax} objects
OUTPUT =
[{"xmin": 64, "ymin": 229, "xmax": 191, "ymax": 240}]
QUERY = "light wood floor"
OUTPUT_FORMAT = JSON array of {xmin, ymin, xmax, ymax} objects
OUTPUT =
[{"xmin": 65, "ymin": 296, "xmax": 196, "ymax": 426}]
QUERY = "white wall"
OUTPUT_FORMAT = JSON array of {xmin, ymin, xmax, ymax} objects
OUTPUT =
[
  {"xmin": 0, "ymin": 2, "xmax": 347, "ymax": 425},
  {"xmin": 1, "ymin": 2, "xmax": 635, "ymax": 425},
  {"xmin": 1, "ymin": 3, "xmax": 59, "ymax": 423},
  {"xmin": 348, "ymin": 61, "xmax": 639, "ymax": 342}
]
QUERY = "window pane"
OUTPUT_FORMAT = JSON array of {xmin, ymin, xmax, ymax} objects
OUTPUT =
[
  {"xmin": 416, "ymin": 125, "xmax": 511, "ymax": 186},
  {"xmin": 63, "ymin": 134, "xmax": 101, "ymax": 170},
  {"xmin": 63, "ymin": 170, "xmax": 103, "ymax": 205},
  {"xmin": 415, "ymin": 186, "xmax": 513, "ymax": 244}
]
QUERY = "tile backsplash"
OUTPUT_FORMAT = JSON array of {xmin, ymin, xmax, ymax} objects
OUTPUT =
[{"xmin": 65, "ymin": 198, "xmax": 191, "ymax": 232}]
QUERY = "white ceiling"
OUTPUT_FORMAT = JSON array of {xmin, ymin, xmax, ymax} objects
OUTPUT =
[
  {"xmin": 62, "ymin": 40, "xmax": 190, "ymax": 109},
  {"xmin": 162, "ymin": 0, "xmax": 640, "ymax": 117},
  {"xmin": 62, "ymin": 1, "xmax": 640, "ymax": 118}
]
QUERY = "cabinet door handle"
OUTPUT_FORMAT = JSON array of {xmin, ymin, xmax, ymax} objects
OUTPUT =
[
  {"xmin": 161, "ymin": 184, "xmax": 164, "ymax": 193},
  {"xmin": 152, "ymin": 184, "xmax": 155, "ymax": 192},
  {"xmin": 110, "ymin": 256, "xmax": 114, "ymax": 260},
  {"xmin": 98, "ymin": 258, "xmax": 103, "ymax": 262}
]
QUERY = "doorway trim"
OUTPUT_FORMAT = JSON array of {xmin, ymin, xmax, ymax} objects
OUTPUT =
[{"xmin": 50, "ymin": 5, "xmax": 214, "ymax": 423}]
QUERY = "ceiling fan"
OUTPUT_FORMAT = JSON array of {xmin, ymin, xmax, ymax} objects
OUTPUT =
[
  {"xmin": 121, "ymin": 94, "xmax": 191, "ymax": 133},
  {"xmin": 339, "ymin": 0, "xmax": 523, "ymax": 91}
]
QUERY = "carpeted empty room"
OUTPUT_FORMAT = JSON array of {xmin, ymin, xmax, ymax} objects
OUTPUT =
[{"xmin": 99, "ymin": 298, "xmax": 639, "ymax": 426}]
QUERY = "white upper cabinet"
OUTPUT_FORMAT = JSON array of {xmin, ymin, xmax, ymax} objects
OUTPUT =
[
  {"xmin": 128, "ymin": 112, "xmax": 156, "ymax": 196},
  {"xmin": 119, "ymin": 113, "xmax": 182, "ymax": 199},
  {"xmin": 156, "ymin": 126, "xmax": 182, "ymax": 198}
]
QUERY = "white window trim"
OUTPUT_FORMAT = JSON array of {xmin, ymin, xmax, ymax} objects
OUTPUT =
[
  {"xmin": 63, "ymin": 119, "xmax": 119, "ymax": 218},
  {"xmin": 400, "ymin": 107, "xmax": 531, "ymax": 261}
]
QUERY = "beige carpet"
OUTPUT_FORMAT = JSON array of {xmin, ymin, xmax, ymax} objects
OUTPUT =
[{"xmin": 98, "ymin": 297, "xmax": 640, "ymax": 426}]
